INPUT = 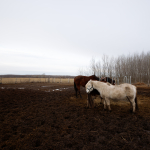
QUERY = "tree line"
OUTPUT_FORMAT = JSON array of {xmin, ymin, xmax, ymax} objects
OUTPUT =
[{"xmin": 78, "ymin": 51, "xmax": 150, "ymax": 83}]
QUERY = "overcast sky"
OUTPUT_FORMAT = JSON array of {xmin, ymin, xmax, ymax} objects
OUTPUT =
[{"xmin": 0, "ymin": 0, "xmax": 150, "ymax": 76}]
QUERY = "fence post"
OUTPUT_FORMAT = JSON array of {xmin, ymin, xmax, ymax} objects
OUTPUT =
[
  {"xmin": 0, "ymin": 77, "xmax": 2, "ymax": 84},
  {"xmin": 130, "ymin": 76, "xmax": 131, "ymax": 84},
  {"xmin": 124, "ymin": 76, "xmax": 127, "ymax": 83}
]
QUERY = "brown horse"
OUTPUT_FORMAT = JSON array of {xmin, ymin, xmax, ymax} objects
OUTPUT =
[{"xmin": 74, "ymin": 75, "xmax": 99, "ymax": 98}]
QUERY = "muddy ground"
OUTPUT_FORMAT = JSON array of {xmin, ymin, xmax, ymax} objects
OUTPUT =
[{"xmin": 0, "ymin": 83, "xmax": 150, "ymax": 150}]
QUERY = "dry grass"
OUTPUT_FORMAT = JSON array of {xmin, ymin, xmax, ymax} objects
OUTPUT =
[
  {"xmin": 133, "ymin": 82, "xmax": 148, "ymax": 87},
  {"xmin": 1, "ymin": 78, "xmax": 74, "ymax": 84}
]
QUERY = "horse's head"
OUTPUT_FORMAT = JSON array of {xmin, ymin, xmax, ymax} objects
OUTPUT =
[
  {"xmin": 91, "ymin": 75, "xmax": 99, "ymax": 81},
  {"xmin": 85, "ymin": 80, "xmax": 94, "ymax": 94},
  {"xmin": 101, "ymin": 77, "xmax": 105, "ymax": 82}
]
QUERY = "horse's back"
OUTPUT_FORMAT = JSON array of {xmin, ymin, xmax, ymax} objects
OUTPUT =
[
  {"xmin": 74, "ymin": 75, "xmax": 84, "ymax": 82},
  {"xmin": 124, "ymin": 83, "xmax": 136, "ymax": 95},
  {"xmin": 74, "ymin": 75, "xmax": 86, "ymax": 87},
  {"xmin": 101, "ymin": 77, "xmax": 115, "ymax": 85},
  {"xmin": 120, "ymin": 83, "xmax": 136, "ymax": 90},
  {"xmin": 100, "ymin": 83, "xmax": 136, "ymax": 100},
  {"xmin": 74, "ymin": 75, "xmax": 99, "ymax": 86},
  {"xmin": 116, "ymin": 83, "xmax": 136, "ymax": 97}
]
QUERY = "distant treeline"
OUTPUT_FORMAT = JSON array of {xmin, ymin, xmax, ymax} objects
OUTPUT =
[
  {"xmin": 0, "ymin": 75, "xmax": 75, "ymax": 78},
  {"xmin": 79, "ymin": 51, "xmax": 150, "ymax": 83}
]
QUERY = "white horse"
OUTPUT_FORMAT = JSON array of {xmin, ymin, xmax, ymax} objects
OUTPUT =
[{"xmin": 85, "ymin": 80, "xmax": 138, "ymax": 113}]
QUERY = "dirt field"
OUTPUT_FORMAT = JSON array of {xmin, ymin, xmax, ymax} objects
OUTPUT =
[{"xmin": 0, "ymin": 83, "xmax": 150, "ymax": 150}]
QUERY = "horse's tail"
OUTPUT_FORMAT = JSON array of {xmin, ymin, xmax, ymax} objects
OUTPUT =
[
  {"xmin": 74, "ymin": 82, "xmax": 77, "ymax": 91},
  {"xmin": 74, "ymin": 81, "xmax": 78, "ymax": 92},
  {"xmin": 135, "ymin": 96, "xmax": 138, "ymax": 110},
  {"xmin": 74, "ymin": 82, "xmax": 78, "ymax": 98}
]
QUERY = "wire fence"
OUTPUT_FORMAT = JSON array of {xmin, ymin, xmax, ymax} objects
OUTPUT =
[
  {"xmin": 0, "ymin": 76, "xmax": 149, "ymax": 86},
  {"xmin": 103, "ymin": 76, "xmax": 149, "ymax": 86}
]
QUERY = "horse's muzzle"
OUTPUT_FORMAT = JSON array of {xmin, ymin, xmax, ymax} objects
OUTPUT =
[
  {"xmin": 86, "ymin": 87, "xmax": 93, "ymax": 93},
  {"xmin": 86, "ymin": 89, "xmax": 90, "ymax": 93}
]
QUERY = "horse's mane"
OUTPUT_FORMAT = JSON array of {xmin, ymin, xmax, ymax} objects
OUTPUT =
[{"xmin": 106, "ymin": 82, "xmax": 111, "ymax": 86}]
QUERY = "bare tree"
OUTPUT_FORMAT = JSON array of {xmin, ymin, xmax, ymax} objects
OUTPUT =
[
  {"xmin": 90, "ymin": 57, "xmax": 96, "ymax": 75},
  {"xmin": 95, "ymin": 60, "xmax": 102, "ymax": 79},
  {"xmin": 78, "ymin": 51, "xmax": 150, "ymax": 84}
]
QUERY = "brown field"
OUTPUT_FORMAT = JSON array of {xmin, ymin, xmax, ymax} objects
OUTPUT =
[
  {"xmin": 0, "ymin": 83, "xmax": 150, "ymax": 150},
  {"xmin": 1, "ymin": 78, "xmax": 74, "ymax": 84}
]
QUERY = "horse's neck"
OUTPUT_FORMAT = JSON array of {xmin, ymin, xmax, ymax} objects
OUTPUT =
[
  {"xmin": 92, "ymin": 81, "xmax": 99, "ymax": 89},
  {"xmin": 93, "ymin": 81, "xmax": 107, "ymax": 92},
  {"xmin": 84, "ymin": 77, "xmax": 91, "ymax": 83}
]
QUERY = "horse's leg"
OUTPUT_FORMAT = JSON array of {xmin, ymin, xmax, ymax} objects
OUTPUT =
[
  {"xmin": 92, "ymin": 96, "xmax": 95, "ymax": 108},
  {"xmin": 79, "ymin": 91, "xmax": 82, "ymax": 98},
  {"xmin": 105, "ymin": 98, "xmax": 111, "ymax": 112},
  {"xmin": 87, "ymin": 99, "xmax": 89, "ymax": 108},
  {"xmin": 127, "ymin": 96, "xmax": 136, "ymax": 113},
  {"xmin": 130, "ymin": 98, "xmax": 136, "ymax": 113},
  {"xmin": 102, "ymin": 98, "xmax": 104, "ymax": 105},
  {"xmin": 103, "ymin": 99, "xmax": 107, "ymax": 111},
  {"xmin": 74, "ymin": 82, "xmax": 78, "ymax": 98},
  {"xmin": 76, "ymin": 85, "xmax": 82, "ymax": 98},
  {"xmin": 76, "ymin": 91, "xmax": 78, "ymax": 98},
  {"xmin": 100, "ymin": 96, "xmax": 102, "ymax": 104},
  {"xmin": 87, "ymin": 94, "xmax": 94, "ymax": 108},
  {"xmin": 91, "ymin": 95, "xmax": 94, "ymax": 108},
  {"xmin": 132, "ymin": 102, "xmax": 136, "ymax": 113},
  {"xmin": 126, "ymin": 96, "xmax": 134, "ymax": 112},
  {"xmin": 93, "ymin": 98, "xmax": 95, "ymax": 108},
  {"xmin": 87, "ymin": 94, "xmax": 90, "ymax": 108},
  {"xmin": 76, "ymin": 83, "xmax": 82, "ymax": 98},
  {"xmin": 87, "ymin": 95, "xmax": 88, "ymax": 107},
  {"xmin": 99, "ymin": 96, "xmax": 104, "ymax": 105}
]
